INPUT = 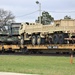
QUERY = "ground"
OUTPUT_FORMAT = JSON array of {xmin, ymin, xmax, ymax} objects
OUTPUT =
[{"xmin": 0, "ymin": 55, "xmax": 75, "ymax": 75}]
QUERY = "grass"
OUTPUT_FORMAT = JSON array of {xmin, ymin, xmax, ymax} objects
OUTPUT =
[{"xmin": 0, "ymin": 55, "xmax": 75, "ymax": 75}]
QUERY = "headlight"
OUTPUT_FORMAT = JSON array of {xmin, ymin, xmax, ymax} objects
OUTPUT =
[{"xmin": 18, "ymin": 36, "xmax": 21, "ymax": 39}]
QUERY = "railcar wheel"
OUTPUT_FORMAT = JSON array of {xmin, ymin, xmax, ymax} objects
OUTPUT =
[
  {"xmin": 21, "ymin": 46, "xmax": 28, "ymax": 54},
  {"xmin": 58, "ymin": 34, "xmax": 64, "ymax": 44},
  {"xmin": 52, "ymin": 34, "xmax": 59, "ymax": 44},
  {"xmin": 20, "ymin": 35, "xmax": 24, "ymax": 45},
  {"xmin": 32, "ymin": 36, "xmax": 36, "ymax": 45},
  {"xmin": 37, "ymin": 35, "xmax": 41, "ymax": 45},
  {"xmin": 2, "ymin": 47, "xmax": 5, "ymax": 53}
]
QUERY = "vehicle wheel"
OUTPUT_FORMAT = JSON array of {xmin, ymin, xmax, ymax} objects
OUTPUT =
[
  {"xmin": 48, "ymin": 36, "xmax": 52, "ymax": 44},
  {"xmin": 37, "ymin": 35, "xmax": 41, "ymax": 45},
  {"xmin": 18, "ymin": 40, "xmax": 20, "ymax": 45},
  {"xmin": 52, "ymin": 34, "xmax": 59, "ymax": 44},
  {"xmin": 20, "ymin": 35, "xmax": 24, "ymax": 45},
  {"xmin": 58, "ymin": 34, "xmax": 64, "ymax": 44},
  {"xmin": 31, "ymin": 36, "xmax": 36, "ymax": 45}
]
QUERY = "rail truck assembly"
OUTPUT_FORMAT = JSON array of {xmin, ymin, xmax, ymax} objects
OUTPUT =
[{"xmin": 19, "ymin": 19, "xmax": 75, "ymax": 45}]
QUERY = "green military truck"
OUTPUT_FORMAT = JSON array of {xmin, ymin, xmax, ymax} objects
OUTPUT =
[
  {"xmin": 0, "ymin": 25, "xmax": 9, "ymax": 44},
  {"xmin": 0, "ymin": 23, "xmax": 21, "ymax": 44},
  {"xmin": 9, "ymin": 23, "xmax": 21, "ymax": 44}
]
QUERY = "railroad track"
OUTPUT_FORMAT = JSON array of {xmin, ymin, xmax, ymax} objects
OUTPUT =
[{"xmin": 0, "ymin": 51, "xmax": 75, "ymax": 57}]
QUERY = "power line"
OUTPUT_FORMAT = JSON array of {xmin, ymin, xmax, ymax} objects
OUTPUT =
[
  {"xmin": 16, "ymin": 10, "xmax": 39, "ymax": 18},
  {"xmin": 15, "ymin": 10, "xmax": 75, "ymax": 18},
  {"xmin": 42, "ymin": 10, "xmax": 75, "ymax": 13}
]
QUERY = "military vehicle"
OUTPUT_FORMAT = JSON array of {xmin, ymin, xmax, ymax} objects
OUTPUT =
[
  {"xmin": 19, "ymin": 19, "xmax": 75, "ymax": 45},
  {"xmin": 19, "ymin": 22, "xmax": 43, "ymax": 45},
  {"xmin": 9, "ymin": 23, "xmax": 21, "ymax": 44},
  {"xmin": 0, "ymin": 23, "xmax": 21, "ymax": 44},
  {"xmin": 0, "ymin": 25, "xmax": 9, "ymax": 44}
]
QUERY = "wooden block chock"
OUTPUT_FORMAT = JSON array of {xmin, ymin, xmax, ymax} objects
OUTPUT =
[{"xmin": 70, "ymin": 50, "xmax": 74, "ymax": 64}]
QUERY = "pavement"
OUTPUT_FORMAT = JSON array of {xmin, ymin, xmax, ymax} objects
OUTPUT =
[{"xmin": 0, "ymin": 72, "xmax": 39, "ymax": 75}]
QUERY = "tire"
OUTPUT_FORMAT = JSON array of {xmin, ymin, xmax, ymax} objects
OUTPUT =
[
  {"xmin": 52, "ymin": 34, "xmax": 59, "ymax": 44},
  {"xmin": 58, "ymin": 34, "xmax": 64, "ymax": 44},
  {"xmin": 20, "ymin": 35, "xmax": 24, "ymax": 45},
  {"xmin": 18, "ymin": 40, "xmax": 20, "ymax": 45},
  {"xmin": 31, "ymin": 36, "xmax": 36, "ymax": 45},
  {"xmin": 48, "ymin": 36, "xmax": 52, "ymax": 44},
  {"xmin": 37, "ymin": 35, "xmax": 41, "ymax": 45}
]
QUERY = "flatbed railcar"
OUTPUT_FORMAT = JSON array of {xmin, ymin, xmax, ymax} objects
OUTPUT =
[
  {"xmin": 0, "ymin": 44, "xmax": 75, "ymax": 54},
  {"xmin": 1, "ymin": 19, "xmax": 75, "ymax": 54}
]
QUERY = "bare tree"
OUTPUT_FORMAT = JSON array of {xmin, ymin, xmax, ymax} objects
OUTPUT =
[{"xmin": 0, "ymin": 8, "xmax": 15, "ymax": 26}]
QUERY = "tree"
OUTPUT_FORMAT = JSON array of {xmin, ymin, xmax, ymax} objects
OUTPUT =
[
  {"xmin": 64, "ymin": 15, "xmax": 71, "ymax": 19},
  {"xmin": 36, "ymin": 11, "xmax": 54, "ymax": 25},
  {"xmin": 0, "ymin": 8, "xmax": 15, "ymax": 26}
]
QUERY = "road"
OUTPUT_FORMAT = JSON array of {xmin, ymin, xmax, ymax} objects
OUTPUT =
[{"xmin": 0, "ymin": 72, "xmax": 38, "ymax": 75}]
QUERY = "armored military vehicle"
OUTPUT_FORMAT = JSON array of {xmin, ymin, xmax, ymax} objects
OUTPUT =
[{"xmin": 19, "ymin": 19, "xmax": 75, "ymax": 45}]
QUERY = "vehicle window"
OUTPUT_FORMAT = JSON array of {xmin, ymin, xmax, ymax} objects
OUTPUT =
[{"xmin": 12, "ymin": 27, "xmax": 19, "ymax": 34}]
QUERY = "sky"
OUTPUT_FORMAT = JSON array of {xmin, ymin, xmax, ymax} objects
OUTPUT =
[{"xmin": 0, "ymin": 0, "xmax": 75, "ymax": 22}]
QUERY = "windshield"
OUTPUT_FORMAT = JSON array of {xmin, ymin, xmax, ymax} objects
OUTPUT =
[
  {"xmin": 11, "ymin": 23, "xmax": 21, "ymax": 35},
  {"xmin": 12, "ymin": 27, "xmax": 19, "ymax": 34},
  {"xmin": 2, "ymin": 25, "xmax": 9, "ymax": 33},
  {"xmin": 0, "ymin": 25, "xmax": 9, "ymax": 35}
]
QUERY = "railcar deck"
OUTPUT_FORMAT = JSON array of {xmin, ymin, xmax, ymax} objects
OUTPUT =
[{"xmin": 0, "ymin": 44, "xmax": 75, "ymax": 52}]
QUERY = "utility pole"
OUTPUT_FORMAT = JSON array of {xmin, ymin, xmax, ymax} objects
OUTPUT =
[{"xmin": 36, "ymin": 1, "xmax": 41, "ymax": 24}]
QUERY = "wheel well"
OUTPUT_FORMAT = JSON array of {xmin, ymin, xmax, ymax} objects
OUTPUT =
[
  {"xmin": 21, "ymin": 33, "xmax": 24, "ymax": 36},
  {"xmin": 53, "ymin": 31, "xmax": 64, "ymax": 34},
  {"xmin": 32, "ymin": 33, "xmax": 40, "ymax": 36}
]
